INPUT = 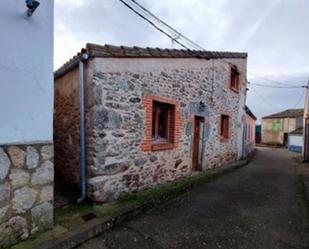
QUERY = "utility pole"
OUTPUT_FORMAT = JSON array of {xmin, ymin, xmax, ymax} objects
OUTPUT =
[{"xmin": 303, "ymin": 75, "xmax": 309, "ymax": 162}]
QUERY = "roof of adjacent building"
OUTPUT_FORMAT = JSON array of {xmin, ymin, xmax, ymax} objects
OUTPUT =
[
  {"xmin": 290, "ymin": 127, "xmax": 303, "ymax": 135},
  {"xmin": 245, "ymin": 106, "xmax": 257, "ymax": 120},
  {"xmin": 262, "ymin": 109, "xmax": 304, "ymax": 119},
  {"xmin": 55, "ymin": 43, "xmax": 248, "ymax": 79}
]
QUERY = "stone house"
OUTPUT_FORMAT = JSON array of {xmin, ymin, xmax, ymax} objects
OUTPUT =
[
  {"xmin": 262, "ymin": 109, "xmax": 304, "ymax": 146},
  {"xmin": 0, "ymin": 1, "xmax": 54, "ymax": 248},
  {"xmin": 54, "ymin": 43, "xmax": 248, "ymax": 203},
  {"xmin": 244, "ymin": 106, "xmax": 256, "ymax": 157}
]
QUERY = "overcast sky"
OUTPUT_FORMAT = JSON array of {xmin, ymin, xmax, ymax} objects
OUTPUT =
[{"xmin": 54, "ymin": 0, "xmax": 309, "ymax": 122}]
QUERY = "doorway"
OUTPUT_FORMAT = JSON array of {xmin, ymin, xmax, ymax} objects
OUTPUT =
[
  {"xmin": 284, "ymin": 132, "xmax": 288, "ymax": 147},
  {"xmin": 192, "ymin": 116, "xmax": 205, "ymax": 171}
]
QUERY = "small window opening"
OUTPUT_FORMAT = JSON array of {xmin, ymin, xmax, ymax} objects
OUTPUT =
[
  {"xmin": 152, "ymin": 101, "xmax": 174, "ymax": 143},
  {"xmin": 230, "ymin": 66, "xmax": 240, "ymax": 92},
  {"xmin": 220, "ymin": 115, "xmax": 230, "ymax": 139}
]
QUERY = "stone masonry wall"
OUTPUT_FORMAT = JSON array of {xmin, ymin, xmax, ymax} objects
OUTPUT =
[
  {"xmin": 54, "ymin": 67, "xmax": 81, "ymax": 187},
  {"xmin": 0, "ymin": 144, "xmax": 53, "ymax": 248},
  {"xmin": 87, "ymin": 57, "xmax": 246, "ymax": 202},
  {"xmin": 54, "ymin": 64, "xmax": 94, "ymax": 189}
]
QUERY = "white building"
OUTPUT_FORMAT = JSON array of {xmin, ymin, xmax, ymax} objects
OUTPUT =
[
  {"xmin": 303, "ymin": 81, "xmax": 309, "ymax": 161},
  {"xmin": 0, "ymin": 1, "xmax": 54, "ymax": 247},
  {"xmin": 288, "ymin": 128, "xmax": 303, "ymax": 153}
]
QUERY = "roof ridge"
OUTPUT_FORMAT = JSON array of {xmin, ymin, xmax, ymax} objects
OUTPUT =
[
  {"xmin": 263, "ymin": 108, "xmax": 304, "ymax": 119},
  {"xmin": 55, "ymin": 43, "xmax": 248, "ymax": 79}
]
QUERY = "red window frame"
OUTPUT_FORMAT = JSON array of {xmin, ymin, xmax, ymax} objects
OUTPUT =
[
  {"xmin": 141, "ymin": 94, "xmax": 182, "ymax": 152},
  {"xmin": 152, "ymin": 101, "xmax": 174, "ymax": 143},
  {"xmin": 230, "ymin": 65, "xmax": 240, "ymax": 93},
  {"xmin": 220, "ymin": 114, "xmax": 230, "ymax": 140}
]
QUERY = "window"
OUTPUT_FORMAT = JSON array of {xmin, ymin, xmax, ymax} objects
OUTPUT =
[
  {"xmin": 230, "ymin": 65, "xmax": 240, "ymax": 92},
  {"xmin": 141, "ymin": 94, "xmax": 182, "ymax": 152},
  {"xmin": 220, "ymin": 115, "xmax": 230, "ymax": 139},
  {"xmin": 152, "ymin": 101, "xmax": 174, "ymax": 143}
]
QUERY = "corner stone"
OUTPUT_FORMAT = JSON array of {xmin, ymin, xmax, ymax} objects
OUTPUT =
[
  {"xmin": 7, "ymin": 146, "xmax": 26, "ymax": 168},
  {"xmin": 12, "ymin": 186, "xmax": 37, "ymax": 213},
  {"xmin": 94, "ymin": 162, "xmax": 129, "ymax": 176},
  {"xmin": 31, "ymin": 160, "xmax": 54, "ymax": 185},
  {"xmin": 26, "ymin": 146, "xmax": 39, "ymax": 169},
  {"xmin": 0, "ymin": 216, "xmax": 29, "ymax": 248},
  {"xmin": 41, "ymin": 145, "xmax": 54, "ymax": 160},
  {"xmin": 94, "ymin": 107, "xmax": 122, "ymax": 129},
  {"xmin": 0, "ymin": 148, "xmax": 10, "ymax": 180},
  {"xmin": 40, "ymin": 185, "xmax": 53, "ymax": 203},
  {"xmin": 9, "ymin": 169, "xmax": 30, "ymax": 189},
  {"xmin": 31, "ymin": 202, "xmax": 53, "ymax": 230}
]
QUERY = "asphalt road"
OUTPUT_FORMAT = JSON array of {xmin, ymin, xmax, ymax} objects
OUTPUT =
[{"xmin": 77, "ymin": 147, "xmax": 309, "ymax": 249}]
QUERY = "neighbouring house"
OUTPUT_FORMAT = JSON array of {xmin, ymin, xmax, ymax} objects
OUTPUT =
[
  {"xmin": 0, "ymin": 2, "xmax": 54, "ymax": 248},
  {"xmin": 288, "ymin": 128, "xmax": 303, "ymax": 153},
  {"xmin": 243, "ymin": 106, "xmax": 257, "ymax": 157},
  {"xmin": 54, "ymin": 43, "xmax": 248, "ymax": 203},
  {"xmin": 303, "ymin": 83, "xmax": 309, "ymax": 161},
  {"xmin": 261, "ymin": 109, "xmax": 304, "ymax": 146}
]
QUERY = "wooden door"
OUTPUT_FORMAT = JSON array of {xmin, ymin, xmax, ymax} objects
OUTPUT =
[{"xmin": 192, "ymin": 116, "xmax": 204, "ymax": 171}]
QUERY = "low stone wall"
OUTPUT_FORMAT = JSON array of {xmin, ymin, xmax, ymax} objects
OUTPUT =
[{"xmin": 0, "ymin": 144, "xmax": 54, "ymax": 248}]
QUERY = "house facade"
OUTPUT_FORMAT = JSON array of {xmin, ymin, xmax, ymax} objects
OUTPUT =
[
  {"xmin": 262, "ymin": 109, "xmax": 304, "ymax": 146},
  {"xmin": 244, "ymin": 106, "xmax": 256, "ymax": 157},
  {"xmin": 0, "ymin": 1, "xmax": 54, "ymax": 248},
  {"xmin": 54, "ymin": 43, "xmax": 248, "ymax": 202}
]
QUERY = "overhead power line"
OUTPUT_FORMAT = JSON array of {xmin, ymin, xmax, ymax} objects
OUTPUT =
[
  {"xmin": 128, "ymin": 0, "xmax": 205, "ymax": 51},
  {"xmin": 120, "ymin": 0, "xmax": 309, "ymax": 110},
  {"xmin": 250, "ymin": 84, "xmax": 306, "ymax": 111},
  {"xmin": 248, "ymin": 72, "xmax": 303, "ymax": 87},
  {"xmin": 291, "ymin": 89, "xmax": 306, "ymax": 108},
  {"xmin": 250, "ymin": 82, "xmax": 307, "ymax": 89},
  {"xmin": 119, "ymin": 0, "xmax": 190, "ymax": 51},
  {"xmin": 250, "ymin": 85, "xmax": 280, "ymax": 109},
  {"xmin": 119, "ymin": 0, "xmax": 205, "ymax": 51}
]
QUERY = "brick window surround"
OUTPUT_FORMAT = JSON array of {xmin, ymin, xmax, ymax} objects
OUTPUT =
[
  {"xmin": 219, "ymin": 114, "xmax": 231, "ymax": 142},
  {"xmin": 230, "ymin": 65, "xmax": 240, "ymax": 93},
  {"xmin": 141, "ymin": 94, "xmax": 182, "ymax": 151}
]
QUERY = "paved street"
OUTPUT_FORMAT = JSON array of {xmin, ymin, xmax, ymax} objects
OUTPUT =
[{"xmin": 77, "ymin": 147, "xmax": 309, "ymax": 249}]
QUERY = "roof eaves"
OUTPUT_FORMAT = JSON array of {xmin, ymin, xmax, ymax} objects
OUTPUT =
[
  {"xmin": 54, "ymin": 43, "xmax": 248, "ymax": 78},
  {"xmin": 245, "ymin": 106, "xmax": 257, "ymax": 120}
]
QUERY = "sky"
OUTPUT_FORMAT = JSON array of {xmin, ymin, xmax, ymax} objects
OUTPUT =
[{"xmin": 54, "ymin": 0, "xmax": 309, "ymax": 122}]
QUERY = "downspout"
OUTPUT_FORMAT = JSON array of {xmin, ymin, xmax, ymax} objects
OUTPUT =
[
  {"xmin": 241, "ymin": 82, "xmax": 249, "ymax": 160},
  {"xmin": 241, "ymin": 126, "xmax": 245, "ymax": 160},
  {"xmin": 77, "ymin": 52, "xmax": 89, "ymax": 203}
]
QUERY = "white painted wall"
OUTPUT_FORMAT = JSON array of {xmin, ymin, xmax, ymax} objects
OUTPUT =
[
  {"xmin": 289, "ymin": 135, "xmax": 303, "ymax": 147},
  {"xmin": 0, "ymin": 0, "xmax": 54, "ymax": 145}
]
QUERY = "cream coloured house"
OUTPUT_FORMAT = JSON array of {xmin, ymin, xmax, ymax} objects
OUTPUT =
[{"xmin": 262, "ymin": 109, "xmax": 303, "ymax": 146}]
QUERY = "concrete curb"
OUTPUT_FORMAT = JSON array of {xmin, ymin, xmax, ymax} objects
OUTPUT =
[{"xmin": 34, "ymin": 150, "xmax": 256, "ymax": 249}]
